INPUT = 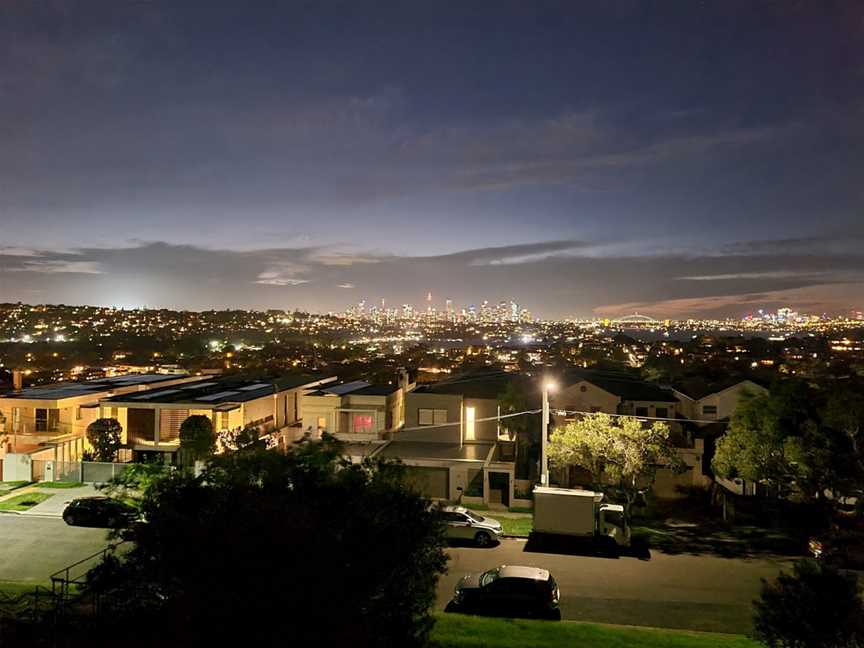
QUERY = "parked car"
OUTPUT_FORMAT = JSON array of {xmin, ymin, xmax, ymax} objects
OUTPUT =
[
  {"xmin": 62, "ymin": 497, "xmax": 138, "ymax": 528},
  {"xmin": 449, "ymin": 565, "xmax": 560, "ymax": 620},
  {"xmin": 809, "ymin": 531, "xmax": 864, "ymax": 570},
  {"xmin": 440, "ymin": 505, "xmax": 503, "ymax": 546}
]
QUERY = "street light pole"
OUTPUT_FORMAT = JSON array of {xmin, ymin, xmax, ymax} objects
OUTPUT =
[{"xmin": 540, "ymin": 381, "xmax": 555, "ymax": 486}]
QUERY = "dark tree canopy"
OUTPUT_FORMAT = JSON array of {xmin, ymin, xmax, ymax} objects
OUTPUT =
[
  {"xmin": 753, "ymin": 560, "xmax": 863, "ymax": 648},
  {"xmin": 85, "ymin": 418, "xmax": 122, "ymax": 462},
  {"xmin": 177, "ymin": 414, "xmax": 215, "ymax": 461},
  {"xmin": 85, "ymin": 436, "xmax": 447, "ymax": 647}
]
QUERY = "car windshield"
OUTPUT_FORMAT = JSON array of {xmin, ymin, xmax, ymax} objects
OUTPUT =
[
  {"xmin": 465, "ymin": 510, "xmax": 484, "ymax": 523},
  {"xmin": 479, "ymin": 568, "xmax": 500, "ymax": 587}
]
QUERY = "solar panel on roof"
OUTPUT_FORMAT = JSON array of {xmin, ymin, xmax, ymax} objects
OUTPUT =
[
  {"xmin": 132, "ymin": 389, "xmax": 181, "ymax": 400},
  {"xmin": 237, "ymin": 383, "xmax": 271, "ymax": 391},
  {"xmin": 196, "ymin": 391, "xmax": 240, "ymax": 402},
  {"xmin": 182, "ymin": 382, "xmax": 217, "ymax": 389}
]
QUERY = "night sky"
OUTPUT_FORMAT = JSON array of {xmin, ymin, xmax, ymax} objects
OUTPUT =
[{"xmin": 1, "ymin": 1, "xmax": 862, "ymax": 318}]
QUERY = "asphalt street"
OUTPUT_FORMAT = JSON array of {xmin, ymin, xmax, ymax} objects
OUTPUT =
[
  {"xmin": 437, "ymin": 538, "xmax": 794, "ymax": 634},
  {"xmin": 2, "ymin": 515, "xmax": 794, "ymax": 634},
  {"xmin": 0, "ymin": 515, "xmax": 111, "ymax": 583}
]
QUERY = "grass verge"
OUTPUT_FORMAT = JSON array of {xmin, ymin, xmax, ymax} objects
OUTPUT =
[
  {"xmin": 0, "ymin": 492, "xmax": 53, "ymax": 512},
  {"xmin": 431, "ymin": 614, "xmax": 759, "ymax": 648},
  {"xmin": 500, "ymin": 516, "xmax": 533, "ymax": 537},
  {"xmin": 0, "ymin": 581, "xmax": 46, "ymax": 597},
  {"xmin": 0, "ymin": 481, "xmax": 32, "ymax": 494},
  {"xmin": 35, "ymin": 481, "xmax": 84, "ymax": 489}
]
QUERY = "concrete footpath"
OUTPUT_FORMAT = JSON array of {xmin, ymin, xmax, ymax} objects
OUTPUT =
[{"xmin": 0, "ymin": 484, "xmax": 100, "ymax": 518}]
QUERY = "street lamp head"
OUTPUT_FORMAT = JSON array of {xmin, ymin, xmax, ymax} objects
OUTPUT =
[{"xmin": 543, "ymin": 380, "xmax": 557, "ymax": 392}]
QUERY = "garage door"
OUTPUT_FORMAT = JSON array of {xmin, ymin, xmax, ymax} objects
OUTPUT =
[{"xmin": 404, "ymin": 467, "xmax": 449, "ymax": 499}]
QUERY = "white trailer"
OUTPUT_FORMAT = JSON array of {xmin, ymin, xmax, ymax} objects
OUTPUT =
[{"xmin": 533, "ymin": 486, "xmax": 630, "ymax": 547}]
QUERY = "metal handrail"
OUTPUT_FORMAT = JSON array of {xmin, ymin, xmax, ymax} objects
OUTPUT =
[{"xmin": 50, "ymin": 541, "xmax": 127, "ymax": 601}]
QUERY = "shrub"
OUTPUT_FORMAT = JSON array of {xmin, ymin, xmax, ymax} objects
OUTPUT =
[{"xmin": 753, "ymin": 560, "xmax": 863, "ymax": 648}]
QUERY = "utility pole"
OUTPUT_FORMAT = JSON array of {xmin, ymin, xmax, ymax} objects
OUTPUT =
[{"xmin": 540, "ymin": 381, "xmax": 556, "ymax": 485}]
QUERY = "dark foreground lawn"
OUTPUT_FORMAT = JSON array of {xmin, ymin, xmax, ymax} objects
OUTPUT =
[{"xmin": 431, "ymin": 614, "xmax": 760, "ymax": 648}]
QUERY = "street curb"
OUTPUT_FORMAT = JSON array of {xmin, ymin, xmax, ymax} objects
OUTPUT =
[{"xmin": 0, "ymin": 509, "xmax": 62, "ymax": 519}]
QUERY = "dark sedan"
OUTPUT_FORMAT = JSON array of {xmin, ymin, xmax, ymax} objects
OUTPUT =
[
  {"xmin": 448, "ymin": 565, "xmax": 561, "ymax": 620},
  {"xmin": 62, "ymin": 497, "xmax": 138, "ymax": 528}
]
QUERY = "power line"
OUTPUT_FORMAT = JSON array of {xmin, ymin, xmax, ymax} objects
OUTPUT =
[
  {"xmin": 398, "ymin": 408, "xmax": 541, "ymax": 432},
  {"xmin": 557, "ymin": 409, "xmax": 725, "ymax": 425}
]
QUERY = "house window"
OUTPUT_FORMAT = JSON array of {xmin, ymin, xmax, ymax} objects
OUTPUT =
[
  {"xmin": 317, "ymin": 416, "xmax": 328, "ymax": 431},
  {"xmin": 635, "ymin": 407, "xmax": 649, "ymax": 417},
  {"xmin": 702, "ymin": 405, "xmax": 718, "ymax": 417},
  {"xmin": 580, "ymin": 385, "xmax": 587, "ymax": 392},
  {"xmin": 352, "ymin": 414, "xmax": 374, "ymax": 434},
  {"xmin": 35, "ymin": 408, "xmax": 59, "ymax": 432},
  {"xmin": 655, "ymin": 407, "xmax": 669, "ymax": 419},
  {"xmin": 418, "ymin": 408, "xmax": 447, "ymax": 426},
  {"xmin": 464, "ymin": 406, "xmax": 476, "ymax": 441}
]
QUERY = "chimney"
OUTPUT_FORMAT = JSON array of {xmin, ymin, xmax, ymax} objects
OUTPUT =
[{"xmin": 12, "ymin": 370, "xmax": 24, "ymax": 391}]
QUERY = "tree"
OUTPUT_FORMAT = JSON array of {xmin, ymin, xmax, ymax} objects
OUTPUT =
[
  {"xmin": 753, "ymin": 560, "xmax": 863, "ymax": 648},
  {"xmin": 713, "ymin": 382, "xmax": 857, "ymax": 504},
  {"xmin": 83, "ymin": 435, "xmax": 447, "ymax": 646},
  {"xmin": 85, "ymin": 418, "xmax": 122, "ymax": 462},
  {"xmin": 217, "ymin": 424, "xmax": 271, "ymax": 453},
  {"xmin": 178, "ymin": 414, "xmax": 215, "ymax": 461},
  {"xmin": 547, "ymin": 413, "xmax": 684, "ymax": 505},
  {"xmin": 822, "ymin": 383, "xmax": 864, "ymax": 509},
  {"xmin": 498, "ymin": 380, "xmax": 539, "ymax": 480}
]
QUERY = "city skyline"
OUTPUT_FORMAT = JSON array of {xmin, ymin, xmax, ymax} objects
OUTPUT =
[{"xmin": 1, "ymin": 2, "xmax": 863, "ymax": 317}]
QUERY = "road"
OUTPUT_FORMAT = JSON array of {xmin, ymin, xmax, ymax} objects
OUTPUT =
[
  {"xmin": 437, "ymin": 538, "xmax": 794, "ymax": 634},
  {"xmin": 2, "ymin": 516, "xmax": 793, "ymax": 633},
  {"xmin": 0, "ymin": 515, "xmax": 111, "ymax": 583}
]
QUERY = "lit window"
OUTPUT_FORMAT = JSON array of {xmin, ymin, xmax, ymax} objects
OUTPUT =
[
  {"xmin": 317, "ymin": 416, "xmax": 327, "ymax": 430},
  {"xmin": 465, "ymin": 406, "xmax": 476, "ymax": 441},
  {"xmin": 352, "ymin": 414, "xmax": 374, "ymax": 434}
]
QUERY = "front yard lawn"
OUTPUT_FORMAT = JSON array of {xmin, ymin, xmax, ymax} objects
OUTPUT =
[
  {"xmin": 0, "ymin": 481, "xmax": 32, "ymax": 494},
  {"xmin": 432, "ymin": 614, "xmax": 760, "ymax": 648},
  {"xmin": 500, "ymin": 516, "xmax": 533, "ymax": 537},
  {"xmin": 0, "ymin": 493, "xmax": 53, "ymax": 512}
]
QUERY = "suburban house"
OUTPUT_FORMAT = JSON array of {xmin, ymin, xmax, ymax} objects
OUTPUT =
[
  {"xmin": 300, "ymin": 375, "xmax": 410, "ymax": 441},
  {"xmin": 687, "ymin": 379, "xmax": 767, "ymax": 424},
  {"xmin": 547, "ymin": 371, "xmax": 771, "ymax": 497},
  {"xmin": 99, "ymin": 374, "xmax": 336, "ymax": 461},
  {"xmin": 342, "ymin": 370, "xmax": 520, "ymax": 508},
  {"xmin": 547, "ymin": 370, "xmax": 696, "ymax": 495},
  {"xmin": 674, "ymin": 379, "xmax": 769, "ymax": 496},
  {"xmin": 0, "ymin": 373, "xmax": 205, "ymax": 469}
]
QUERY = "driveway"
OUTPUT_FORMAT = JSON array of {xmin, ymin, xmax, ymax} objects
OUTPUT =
[
  {"xmin": 0, "ymin": 515, "xmax": 111, "ymax": 582},
  {"xmin": 437, "ymin": 538, "xmax": 794, "ymax": 634},
  {"xmin": 18, "ymin": 485, "xmax": 101, "ymax": 517}
]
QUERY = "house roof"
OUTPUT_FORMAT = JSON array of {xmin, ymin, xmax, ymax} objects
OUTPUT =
[
  {"xmin": 378, "ymin": 441, "xmax": 494, "ymax": 462},
  {"xmin": 0, "ymin": 373, "xmax": 196, "ymax": 402},
  {"xmin": 564, "ymin": 370, "xmax": 678, "ymax": 403},
  {"xmin": 103, "ymin": 374, "xmax": 330, "ymax": 406},
  {"xmin": 673, "ymin": 378, "xmax": 768, "ymax": 401},
  {"xmin": 415, "ymin": 369, "xmax": 523, "ymax": 400},
  {"xmin": 306, "ymin": 381, "xmax": 397, "ymax": 397}
]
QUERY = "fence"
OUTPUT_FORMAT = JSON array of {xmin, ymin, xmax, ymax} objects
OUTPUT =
[
  {"xmin": 26, "ymin": 458, "xmax": 134, "ymax": 484},
  {"xmin": 81, "ymin": 461, "xmax": 133, "ymax": 484}
]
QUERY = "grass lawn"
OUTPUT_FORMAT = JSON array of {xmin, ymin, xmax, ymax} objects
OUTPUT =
[
  {"xmin": 0, "ymin": 492, "xmax": 53, "ymax": 512},
  {"xmin": 500, "ymin": 516, "xmax": 533, "ymax": 537},
  {"xmin": 431, "ymin": 614, "xmax": 760, "ymax": 648},
  {"xmin": 0, "ymin": 581, "xmax": 45, "ymax": 597},
  {"xmin": 35, "ymin": 481, "xmax": 84, "ymax": 489},
  {"xmin": 0, "ymin": 481, "xmax": 32, "ymax": 494},
  {"xmin": 463, "ymin": 503, "xmax": 489, "ymax": 511}
]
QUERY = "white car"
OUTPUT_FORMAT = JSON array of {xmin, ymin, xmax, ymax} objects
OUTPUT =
[{"xmin": 440, "ymin": 505, "xmax": 503, "ymax": 546}]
